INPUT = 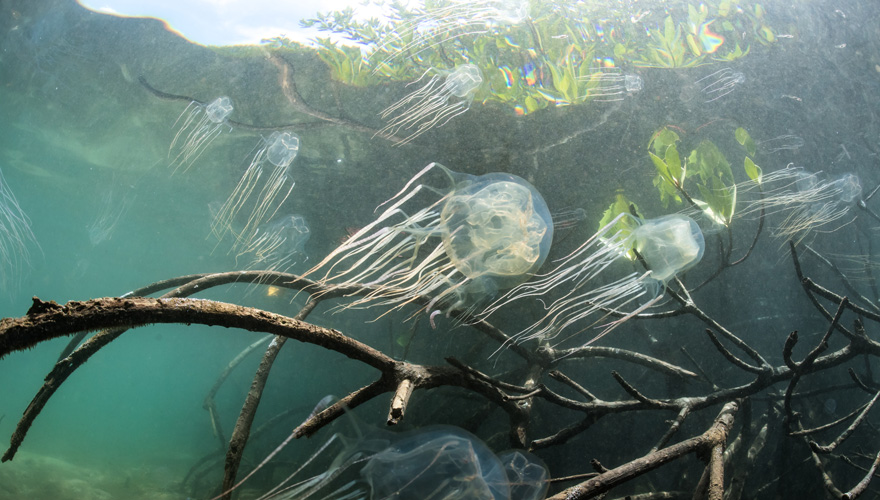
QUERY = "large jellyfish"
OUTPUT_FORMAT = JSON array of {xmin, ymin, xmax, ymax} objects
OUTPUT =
[
  {"xmin": 304, "ymin": 162, "xmax": 553, "ymax": 317},
  {"xmin": 212, "ymin": 131, "xmax": 300, "ymax": 257},
  {"xmin": 376, "ymin": 64, "xmax": 483, "ymax": 145},
  {"xmin": 247, "ymin": 425, "xmax": 548, "ymax": 500},
  {"xmin": 168, "ymin": 96, "xmax": 234, "ymax": 171},
  {"xmin": 481, "ymin": 213, "xmax": 705, "ymax": 348},
  {"xmin": 0, "ymin": 168, "xmax": 39, "ymax": 296}
]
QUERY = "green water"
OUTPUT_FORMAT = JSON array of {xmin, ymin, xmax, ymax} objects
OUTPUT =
[{"xmin": 1, "ymin": 0, "xmax": 880, "ymax": 498}]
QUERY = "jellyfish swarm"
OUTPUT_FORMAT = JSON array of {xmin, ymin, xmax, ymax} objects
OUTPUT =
[
  {"xmin": 376, "ymin": 64, "xmax": 483, "ymax": 146},
  {"xmin": 211, "ymin": 131, "xmax": 299, "ymax": 259},
  {"xmin": 304, "ymin": 162, "xmax": 553, "ymax": 317},
  {"xmin": 168, "ymin": 96, "xmax": 233, "ymax": 171},
  {"xmin": 481, "ymin": 214, "xmax": 705, "ymax": 348},
  {"xmin": 0, "ymin": 168, "xmax": 39, "ymax": 295},
  {"xmin": 751, "ymin": 168, "xmax": 862, "ymax": 244},
  {"xmin": 254, "ymin": 425, "xmax": 549, "ymax": 500}
]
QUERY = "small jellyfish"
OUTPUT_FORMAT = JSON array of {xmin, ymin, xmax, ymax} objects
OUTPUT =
[
  {"xmin": 758, "ymin": 134, "xmax": 805, "ymax": 154},
  {"xmin": 376, "ymin": 64, "xmax": 483, "ymax": 145},
  {"xmin": 581, "ymin": 70, "xmax": 643, "ymax": 101},
  {"xmin": 211, "ymin": 131, "xmax": 300, "ymax": 257},
  {"xmin": 244, "ymin": 214, "xmax": 310, "ymax": 272},
  {"xmin": 741, "ymin": 167, "xmax": 861, "ymax": 244},
  {"xmin": 695, "ymin": 68, "xmax": 745, "ymax": 103},
  {"xmin": 481, "ymin": 214, "xmax": 705, "ymax": 348},
  {"xmin": 0, "ymin": 168, "xmax": 39, "ymax": 296},
  {"xmin": 824, "ymin": 398, "xmax": 837, "ymax": 415},
  {"xmin": 86, "ymin": 175, "xmax": 135, "ymax": 246},
  {"xmin": 304, "ymin": 162, "xmax": 553, "ymax": 318},
  {"xmin": 168, "ymin": 96, "xmax": 234, "ymax": 171}
]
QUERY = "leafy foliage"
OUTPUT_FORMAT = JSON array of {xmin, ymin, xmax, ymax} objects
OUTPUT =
[{"xmin": 291, "ymin": 0, "xmax": 778, "ymax": 114}]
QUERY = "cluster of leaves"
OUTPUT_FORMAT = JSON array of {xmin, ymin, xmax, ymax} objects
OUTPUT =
[
  {"xmin": 291, "ymin": 0, "xmax": 778, "ymax": 115},
  {"xmin": 647, "ymin": 126, "xmax": 762, "ymax": 226}
]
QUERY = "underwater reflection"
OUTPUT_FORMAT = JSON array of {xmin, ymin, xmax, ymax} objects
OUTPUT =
[{"xmin": 370, "ymin": 0, "xmax": 529, "ymax": 72}]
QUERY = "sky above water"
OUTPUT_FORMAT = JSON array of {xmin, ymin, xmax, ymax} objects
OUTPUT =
[{"xmin": 77, "ymin": 0, "xmax": 381, "ymax": 46}]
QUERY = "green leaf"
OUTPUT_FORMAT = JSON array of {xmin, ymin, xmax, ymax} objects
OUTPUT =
[
  {"xmin": 598, "ymin": 193, "xmax": 641, "ymax": 258},
  {"xmin": 665, "ymin": 143, "xmax": 683, "ymax": 183},
  {"xmin": 744, "ymin": 156, "xmax": 763, "ymax": 184},
  {"xmin": 664, "ymin": 15, "xmax": 676, "ymax": 44},
  {"xmin": 649, "ymin": 127, "xmax": 680, "ymax": 155},
  {"xmin": 734, "ymin": 127, "xmax": 756, "ymax": 156},
  {"xmin": 649, "ymin": 151, "xmax": 673, "ymax": 184}
]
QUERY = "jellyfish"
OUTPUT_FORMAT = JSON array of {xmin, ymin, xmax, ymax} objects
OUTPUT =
[
  {"xmin": 738, "ymin": 167, "xmax": 861, "ymax": 244},
  {"xmin": 87, "ymin": 174, "xmax": 135, "ymax": 246},
  {"xmin": 0, "ymin": 168, "xmax": 39, "ymax": 296},
  {"xmin": 249, "ymin": 425, "xmax": 549, "ymax": 500},
  {"xmin": 242, "ymin": 214, "xmax": 311, "ymax": 272},
  {"xmin": 304, "ymin": 162, "xmax": 553, "ymax": 318},
  {"xmin": 481, "ymin": 213, "xmax": 705, "ymax": 348},
  {"xmin": 376, "ymin": 64, "xmax": 483, "ymax": 146},
  {"xmin": 581, "ymin": 70, "xmax": 643, "ymax": 101},
  {"xmin": 168, "ymin": 96, "xmax": 234, "ymax": 171},
  {"xmin": 758, "ymin": 134, "xmax": 805, "ymax": 154},
  {"xmin": 680, "ymin": 68, "xmax": 744, "ymax": 103},
  {"xmin": 695, "ymin": 68, "xmax": 745, "ymax": 102},
  {"xmin": 211, "ymin": 131, "xmax": 299, "ymax": 258}
]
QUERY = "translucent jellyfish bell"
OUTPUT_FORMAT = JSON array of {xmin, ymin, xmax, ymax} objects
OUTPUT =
[
  {"xmin": 833, "ymin": 173, "xmax": 862, "ymax": 203},
  {"xmin": 445, "ymin": 63, "xmax": 483, "ymax": 98},
  {"xmin": 304, "ymin": 163, "xmax": 553, "ymax": 317},
  {"xmin": 376, "ymin": 64, "xmax": 483, "ymax": 145},
  {"xmin": 632, "ymin": 215, "xmax": 705, "ymax": 283},
  {"xmin": 362, "ymin": 427, "xmax": 510, "ymax": 500},
  {"xmin": 205, "ymin": 96, "xmax": 233, "ymax": 123},
  {"xmin": 168, "ymin": 96, "xmax": 234, "ymax": 171},
  {"xmin": 481, "ymin": 213, "xmax": 705, "ymax": 348},
  {"xmin": 266, "ymin": 131, "xmax": 300, "ymax": 168},
  {"xmin": 497, "ymin": 449, "xmax": 550, "ymax": 500}
]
